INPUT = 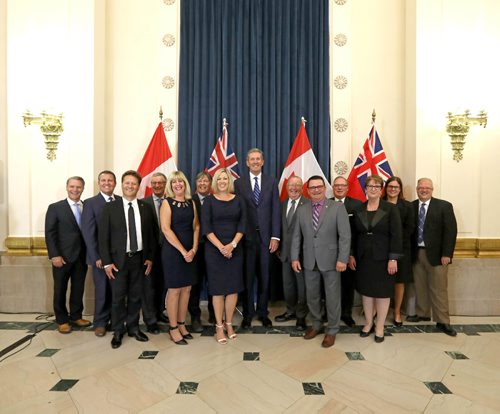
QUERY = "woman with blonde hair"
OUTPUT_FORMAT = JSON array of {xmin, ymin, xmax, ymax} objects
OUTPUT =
[
  {"xmin": 161, "ymin": 171, "xmax": 199, "ymax": 345},
  {"xmin": 201, "ymin": 168, "xmax": 246, "ymax": 343}
]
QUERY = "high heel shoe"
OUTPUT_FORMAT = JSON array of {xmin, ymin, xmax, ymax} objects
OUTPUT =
[
  {"xmin": 224, "ymin": 321, "xmax": 237, "ymax": 339},
  {"xmin": 177, "ymin": 321, "xmax": 193, "ymax": 340},
  {"xmin": 360, "ymin": 324, "xmax": 375, "ymax": 338},
  {"xmin": 215, "ymin": 324, "xmax": 227, "ymax": 344},
  {"xmin": 169, "ymin": 326, "xmax": 188, "ymax": 345},
  {"xmin": 393, "ymin": 319, "xmax": 403, "ymax": 327},
  {"xmin": 374, "ymin": 334, "xmax": 385, "ymax": 343}
]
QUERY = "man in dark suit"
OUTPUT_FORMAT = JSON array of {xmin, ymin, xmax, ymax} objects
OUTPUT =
[
  {"xmin": 410, "ymin": 177, "xmax": 458, "ymax": 337},
  {"xmin": 141, "ymin": 172, "xmax": 167, "ymax": 334},
  {"xmin": 275, "ymin": 176, "xmax": 308, "ymax": 330},
  {"xmin": 291, "ymin": 176, "xmax": 351, "ymax": 348},
  {"xmin": 81, "ymin": 170, "xmax": 121, "ymax": 337},
  {"xmin": 235, "ymin": 148, "xmax": 281, "ymax": 329},
  {"xmin": 45, "ymin": 176, "xmax": 91, "ymax": 334},
  {"xmin": 99, "ymin": 170, "xmax": 156, "ymax": 349},
  {"xmin": 332, "ymin": 176, "xmax": 362, "ymax": 327},
  {"xmin": 188, "ymin": 171, "xmax": 215, "ymax": 332}
]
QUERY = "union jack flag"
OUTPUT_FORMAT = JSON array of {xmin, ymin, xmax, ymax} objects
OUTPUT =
[
  {"xmin": 347, "ymin": 125, "xmax": 394, "ymax": 201},
  {"xmin": 206, "ymin": 119, "xmax": 240, "ymax": 179}
]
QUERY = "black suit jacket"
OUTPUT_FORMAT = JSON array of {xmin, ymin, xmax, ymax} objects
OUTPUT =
[
  {"xmin": 234, "ymin": 173, "xmax": 281, "ymax": 244},
  {"xmin": 279, "ymin": 196, "xmax": 308, "ymax": 262},
  {"xmin": 81, "ymin": 193, "xmax": 122, "ymax": 265},
  {"xmin": 98, "ymin": 199, "xmax": 155, "ymax": 269},
  {"xmin": 412, "ymin": 197, "xmax": 457, "ymax": 266},
  {"xmin": 45, "ymin": 199, "xmax": 86, "ymax": 263},
  {"xmin": 352, "ymin": 199, "xmax": 403, "ymax": 261},
  {"xmin": 192, "ymin": 193, "xmax": 206, "ymax": 243},
  {"xmin": 142, "ymin": 195, "xmax": 162, "ymax": 245}
]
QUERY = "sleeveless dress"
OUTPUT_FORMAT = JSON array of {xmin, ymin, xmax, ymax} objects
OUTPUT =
[{"xmin": 161, "ymin": 197, "xmax": 197, "ymax": 288}]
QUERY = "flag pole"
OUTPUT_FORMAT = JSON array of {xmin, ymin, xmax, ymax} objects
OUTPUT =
[
  {"xmin": 372, "ymin": 109, "xmax": 376, "ymax": 124},
  {"xmin": 223, "ymin": 118, "xmax": 228, "ymax": 129},
  {"xmin": 301, "ymin": 116, "xmax": 307, "ymax": 125},
  {"xmin": 159, "ymin": 106, "xmax": 163, "ymax": 121}
]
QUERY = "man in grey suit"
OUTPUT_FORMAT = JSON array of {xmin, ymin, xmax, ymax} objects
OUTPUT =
[
  {"xmin": 291, "ymin": 175, "xmax": 351, "ymax": 347},
  {"xmin": 275, "ymin": 176, "xmax": 308, "ymax": 330}
]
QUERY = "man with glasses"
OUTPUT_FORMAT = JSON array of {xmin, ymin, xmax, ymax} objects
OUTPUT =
[
  {"xmin": 291, "ymin": 176, "xmax": 351, "ymax": 347},
  {"xmin": 332, "ymin": 176, "xmax": 362, "ymax": 327},
  {"xmin": 410, "ymin": 178, "xmax": 457, "ymax": 336}
]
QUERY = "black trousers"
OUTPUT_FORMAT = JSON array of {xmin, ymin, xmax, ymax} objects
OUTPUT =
[
  {"xmin": 188, "ymin": 245, "xmax": 214, "ymax": 320},
  {"xmin": 52, "ymin": 256, "xmax": 87, "ymax": 324},
  {"xmin": 109, "ymin": 253, "xmax": 144, "ymax": 335},
  {"xmin": 341, "ymin": 267, "xmax": 356, "ymax": 317},
  {"xmin": 142, "ymin": 247, "xmax": 162, "ymax": 325}
]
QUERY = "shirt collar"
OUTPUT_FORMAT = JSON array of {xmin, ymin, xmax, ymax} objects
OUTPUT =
[{"xmin": 67, "ymin": 198, "xmax": 82, "ymax": 206}]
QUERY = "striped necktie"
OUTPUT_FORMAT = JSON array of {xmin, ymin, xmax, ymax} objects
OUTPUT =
[
  {"xmin": 312, "ymin": 203, "xmax": 320, "ymax": 231},
  {"xmin": 417, "ymin": 203, "xmax": 426, "ymax": 244},
  {"xmin": 253, "ymin": 177, "xmax": 261, "ymax": 205}
]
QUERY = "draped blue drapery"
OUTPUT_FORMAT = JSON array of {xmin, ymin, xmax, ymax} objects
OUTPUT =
[{"xmin": 178, "ymin": 0, "xmax": 330, "ymax": 183}]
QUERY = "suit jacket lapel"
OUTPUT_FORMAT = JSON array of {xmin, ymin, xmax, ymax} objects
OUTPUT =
[
  {"xmin": 371, "ymin": 207, "xmax": 387, "ymax": 228},
  {"xmin": 65, "ymin": 200, "xmax": 80, "ymax": 229}
]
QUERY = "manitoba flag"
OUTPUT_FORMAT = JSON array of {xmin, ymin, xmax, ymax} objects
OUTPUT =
[
  {"xmin": 137, "ymin": 122, "xmax": 177, "ymax": 198},
  {"xmin": 347, "ymin": 124, "xmax": 394, "ymax": 201},
  {"xmin": 278, "ymin": 119, "xmax": 332, "ymax": 201},
  {"xmin": 206, "ymin": 120, "xmax": 240, "ymax": 179}
]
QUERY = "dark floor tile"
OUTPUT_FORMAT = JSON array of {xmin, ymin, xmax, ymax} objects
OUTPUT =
[
  {"xmin": 37, "ymin": 348, "xmax": 60, "ymax": 357},
  {"xmin": 424, "ymin": 381, "xmax": 452, "ymax": 394},
  {"xmin": 176, "ymin": 381, "xmax": 199, "ymax": 394},
  {"xmin": 50, "ymin": 379, "xmax": 79, "ymax": 392},
  {"xmin": 445, "ymin": 351, "xmax": 468, "ymax": 360},
  {"xmin": 302, "ymin": 382, "xmax": 325, "ymax": 395},
  {"xmin": 139, "ymin": 350, "xmax": 158, "ymax": 359},
  {"xmin": 346, "ymin": 352, "xmax": 365, "ymax": 360},
  {"xmin": 243, "ymin": 352, "xmax": 260, "ymax": 361}
]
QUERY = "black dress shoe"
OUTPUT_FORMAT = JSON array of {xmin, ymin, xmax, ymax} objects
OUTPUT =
[
  {"xmin": 295, "ymin": 317, "xmax": 307, "ymax": 331},
  {"xmin": 360, "ymin": 325, "xmax": 374, "ymax": 338},
  {"xmin": 341, "ymin": 315, "xmax": 356, "ymax": 328},
  {"xmin": 436, "ymin": 323, "xmax": 457, "ymax": 337},
  {"xmin": 111, "ymin": 333, "xmax": 123, "ymax": 349},
  {"xmin": 146, "ymin": 323, "xmax": 160, "ymax": 335},
  {"xmin": 128, "ymin": 330, "xmax": 149, "ymax": 342},
  {"xmin": 191, "ymin": 318, "xmax": 203, "ymax": 333},
  {"xmin": 157, "ymin": 314, "xmax": 169, "ymax": 324},
  {"xmin": 258, "ymin": 316, "xmax": 273, "ymax": 328},
  {"xmin": 240, "ymin": 318, "xmax": 252, "ymax": 330},
  {"xmin": 274, "ymin": 312, "xmax": 296, "ymax": 322},
  {"xmin": 374, "ymin": 335, "xmax": 385, "ymax": 343}
]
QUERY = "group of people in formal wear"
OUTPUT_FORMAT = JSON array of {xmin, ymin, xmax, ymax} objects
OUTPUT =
[{"xmin": 44, "ymin": 148, "xmax": 458, "ymax": 350}]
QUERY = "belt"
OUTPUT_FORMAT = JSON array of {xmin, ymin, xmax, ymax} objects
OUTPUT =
[
  {"xmin": 417, "ymin": 246, "xmax": 426, "ymax": 249},
  {"xmin": 126, "ymin": 251, "xmax": 142, "ymax": 257}
]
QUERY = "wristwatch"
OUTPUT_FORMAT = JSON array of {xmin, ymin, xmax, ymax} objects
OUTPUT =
[{"xmin": 231, "ymin": 241, "xmax": 238, "ymax": 249}]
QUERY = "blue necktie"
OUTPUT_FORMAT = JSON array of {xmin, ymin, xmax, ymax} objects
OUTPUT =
[
  {"xmin": 253, "ymin": 177, "xmax": 261, "ymax": 205},
  {"xmin": 417, "ymin": 203, "xmax": 426, "ymax": 244},
  {"xmin": 73, "ymin": 203, "xmax": 81, "ymax": 228}
]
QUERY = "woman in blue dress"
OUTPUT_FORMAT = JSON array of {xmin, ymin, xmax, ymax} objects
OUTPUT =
[
  {"xmin": 201, "ymin": 168, "xmax": 246, "ymax": 344},
  {"xmin": 160, "ymin": 171, "xmax": 199, "ymax": 345}
]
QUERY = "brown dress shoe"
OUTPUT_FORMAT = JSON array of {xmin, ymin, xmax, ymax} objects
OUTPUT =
[
  {"xmin": 72, "ymin": 319, "xmax": 92, "ymax": 327},
  {"xmin": 58, "ymin": 323, "xmax": 72, "ymax": 334},
  {"xmin": 303, "ymin": 327, "xmax": 320, "ymax": 340},
  {"xmin": 321, "ymin": 334, "xmax": 336, "ymax": 348},
  {"xmin": 95, "ymin": 326, "xmax": 106, "ymax": 337}
]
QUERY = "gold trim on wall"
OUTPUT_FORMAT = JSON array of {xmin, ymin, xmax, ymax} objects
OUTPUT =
[{"xmin": 2, "ymin": 236, "xmax": 500, "ymax": 258}]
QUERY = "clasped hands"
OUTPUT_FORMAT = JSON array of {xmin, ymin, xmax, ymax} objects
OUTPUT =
[{"xmin": 219, "ymin": 244, "xmax": 234, "ymax": 259}]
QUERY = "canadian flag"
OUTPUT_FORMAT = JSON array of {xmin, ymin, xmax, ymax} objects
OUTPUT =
[
  {"xmin": 137, "ymin": 122, "xmax": 177, "ymax": 198},
  {"xmin": 278, "ymin": 119, "xmax": 333, "ymax": 201}
]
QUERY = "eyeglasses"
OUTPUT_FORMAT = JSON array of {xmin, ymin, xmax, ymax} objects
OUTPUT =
[
  {"xmin": 417, "ymin": 187, "xmax": 433, "ymax": 191},
  {"xmin": 386, "ymin": 185, "xmax": 400, "ymax": 190},
  {"xmin": 307, "ymin": 185, "xmax": 325, "ymax": 191},
  {"xmin": 333, "ymin": 184, "xmax": 347, "ymax": 188},
  {"xmin": 366, "ymin": 185, "xmax": 382, "ymax": 190}
]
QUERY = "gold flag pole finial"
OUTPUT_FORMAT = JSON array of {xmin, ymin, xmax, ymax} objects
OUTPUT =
[
  {"xmin": 159, "ymin": 106, "xmax": 163, "ymax": 121},
  {"xmin": 372, "ymin": 109, "xmax": 376, "ymax": 123}
]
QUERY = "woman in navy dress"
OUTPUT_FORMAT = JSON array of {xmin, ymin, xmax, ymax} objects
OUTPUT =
[
  {"xmin": 160, "ymin": 171, "xmax": 199, "ymax": 345},
  {"xmin": 383, "ymin": 176, "xmax": 415, "ymax": 326},
  {"xmin": 201, "ymin": 168, "xmax": 246, "ymax": 344}
]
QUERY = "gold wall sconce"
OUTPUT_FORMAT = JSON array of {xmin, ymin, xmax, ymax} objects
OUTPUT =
[
  {"xmin": 446, "ymin": 110, "xmax": 487, "ymax": 162},
  {"xmin": 22, "ymin": 110, "xmax": 64, "ymax": 161}
]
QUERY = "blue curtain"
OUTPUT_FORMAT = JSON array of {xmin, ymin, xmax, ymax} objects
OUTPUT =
[{"xmin": 178, "ymin": 0, "xmax": 330, "ymax": 182}]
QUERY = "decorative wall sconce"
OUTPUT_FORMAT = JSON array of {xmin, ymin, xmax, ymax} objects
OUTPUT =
[
  {"xmin": 446, "ymin": 110, "xmax": 487, "ymax": 162},
  {"xmin": 22, "ymin": 110, "xmax": 64, "ymax": 161}
]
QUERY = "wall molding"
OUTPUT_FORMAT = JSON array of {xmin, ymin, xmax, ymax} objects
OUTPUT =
[{"xmin": 2, "ymin": 236, "xmax": 500, "ymax": 258}]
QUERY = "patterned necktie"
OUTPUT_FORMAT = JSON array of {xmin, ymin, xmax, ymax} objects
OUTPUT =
[
  {"xmin": 128, "ymin": 202, "xmax": 138, "ymax": 252},
  {"xmin": 73, "ymin": 203, "xmax": 81, "ymax": 228},
  {"xmin": 312, "ymin": 203, "xmax": 320, "ymax": 231},
  {"xmin": 417, "ymin": 203, "xmax": 426, "ymax": 244},
  {"xmin": 108, "ymin": 196, "xmax": 113, "ymax": 202},
  {"xmin": 253, "ymin": 176, "xmax": 261, "ymax": 205},
  {"xmin": 286, "ymin": 199, "xmax": 296, "ymax": 225}
]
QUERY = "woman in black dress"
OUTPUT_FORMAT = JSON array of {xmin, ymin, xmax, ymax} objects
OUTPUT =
[
  {"xmin": 160, "ymin": 171, "xmax": 200, "ymax": 345},
  {"xmin": 201, "ymin": 168, "xmax": 246, "ymax": 344},
  {"xmin": 383, "ymin": 176, "xmax": 415, "ymax": 326},
  {"xmin": 348, "ymin": 175, "xmax": 402, "ymax": 342}
]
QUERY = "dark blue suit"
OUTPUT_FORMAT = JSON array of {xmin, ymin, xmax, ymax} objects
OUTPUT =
[
  {"xmin": 45, "ymin": 199, "xmax": 88, "ymax": 324},
  {"xmin": 235, "ymin": 173, "xmax": 280, "ymax": 319},
  {"xmin": 81, "ymin": 193, "xmax": 121, "ymax": 328}
]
